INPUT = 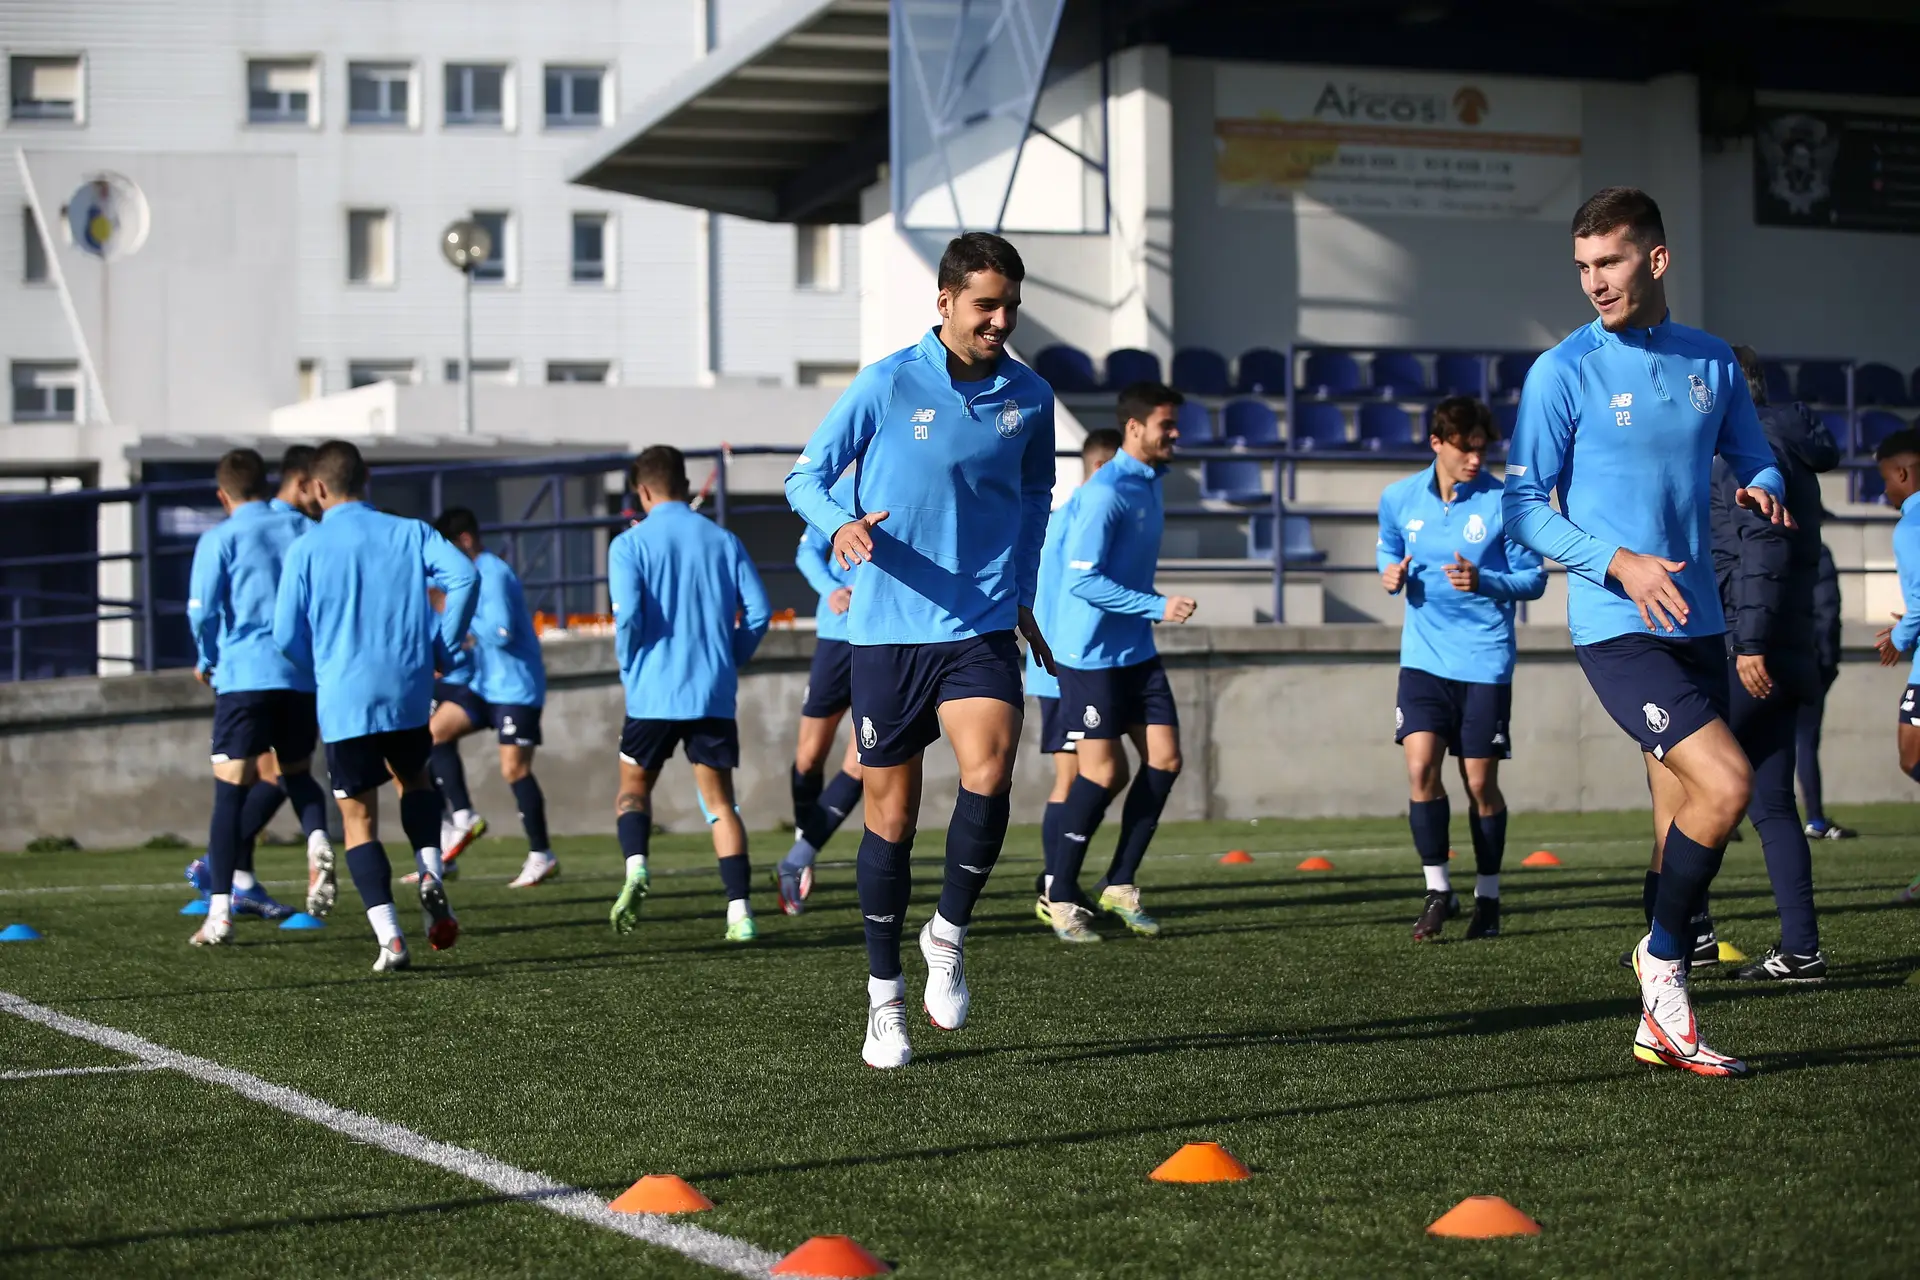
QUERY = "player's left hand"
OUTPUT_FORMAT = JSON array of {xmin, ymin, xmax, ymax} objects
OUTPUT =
[
  {"xmin": 828, "ymin": 586, "xmax": 852, "ymax": 615},
  {"xmin": 1444, "ymin": 553, "xmax": 1479, "ymax": 593},
  {"xmin": 1735, "ymin": 652, "xmax": 1773, "ymax": 698},
  {"xmin": 1018, "ymin": 605, "xmax": 1056, "ymax": 675},
  {"xmin": 1874, "ymin": 615, "xmax": 1908, "ymax": 666},
  {"xmin": 1736, "ymin": 486, "xmax": 1795, "ymax": 528},
  {"xmin": 193, "ymin": 667, "xmax": 211, "ymax": 687}
]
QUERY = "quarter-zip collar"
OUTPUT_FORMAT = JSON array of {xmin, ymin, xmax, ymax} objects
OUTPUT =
[
  {"xmin": 320, "ymin": 500, "xmax": 371, "ymax": 523},
  {"xmin": 1902, "ymin": 492, "xmax": 1920, "ymax": 520},
  {"xmin": 1112, "ymin": 448, "xmax": 1165, "ymax": 482},
  {"xmin": 1590, "ymin": 310, "xmax": 1674, "ymax": 349},
  {"xmin": 917, "ymin": 326, "xmax": 1014, "ymax": 418}
]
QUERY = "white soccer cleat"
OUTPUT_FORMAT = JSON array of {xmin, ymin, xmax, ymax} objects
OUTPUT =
[
  {"xmin": 508, "ymin": 851, "xmax": 560, "ymax": 888},
  {"xmin": 1633, "ymin": 933, "xmax": 1700, "ymax": 1059},
  {"xmin": 372, "ymin": 937, "xmax": 411, "ymax": 973},
  {"xmin": 862, "ymin": 997, "xmax": 912, "ymax": 1069},
  {"xmin": 1632, "ymin": 1017, "xmax": 1747, "ymax": 1076},
  {"xmin": 306, "ymin": 831, "xmax": 337, "ymax": 919},
  {"xmin": 919, "ymin": 919, "xmax": 970, "ymax": 1030},
  {"xmin": 188, "ymin": 918, "xmax": 234, "ymax": 947}
]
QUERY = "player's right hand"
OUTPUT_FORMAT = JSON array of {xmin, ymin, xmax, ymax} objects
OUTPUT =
[
  {"xmin": 1608, "ymin": 548, "xmax": 1690, "ymax": 633},
  {"xmin": 832, "ymin": 511, "xmax": 888, "ymax": 570},
  {"xmin": 1380, "ymin": 554, "xmax": 1412, "ymax": 594},
  {"xmin": 1163, "ymin": 596, "xmax": 1197, "ymax": 623},
  {"xmin": 828, "ymin": 586, "xmax": 853, "ymax": 614},
  {"xmin": 1874, "ymin": 613, "xmax": 1907, "ymax": 666}
]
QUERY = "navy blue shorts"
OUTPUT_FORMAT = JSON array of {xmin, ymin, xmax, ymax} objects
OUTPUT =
[
  {"xmin": 434, "ymin": 681, "xmax": 543, "ymax": 746},
  {"xmin": 1575, "ymin": 633, "xmax": 1730, "ymax": 760},
  {"xmin": 802, "ymin": 638, "xmax": 854, "ymax": 719},
  {"xmin": 210, "ymin": 690, "xmax": 318, "ymax": 765},
  {"xmin": 1037, "ymin": 696, "xmax": 1076, "ymax": 754},
  {"xmin": 850, "ymin": 631, "xmax": 1023, "ymax": 768},
  {"xmin": 1902, "ymin": 684, "xmax": 1919, "ymax": 728},
  {"xmin": 1057, "ymin": 658, "xmax": 1178, "ymax": 742},
  {"xmin": 619, "ymin": 717, "xmax": 739, "ymax": 771},
  {"xmin": 325, "ymin": 725, "xmax": 433, "ymax": 799},
  {"xmin": 1394, "ymin": 668, "xmax": 1512, "ymax": 760}
]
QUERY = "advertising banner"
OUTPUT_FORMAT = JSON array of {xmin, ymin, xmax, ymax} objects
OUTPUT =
[{"xmin": 1754, "ymin": 105, "xmax": 1920, "ymax": 234}]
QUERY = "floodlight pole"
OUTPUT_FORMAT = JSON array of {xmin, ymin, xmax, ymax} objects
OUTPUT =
[{"xmin": 460, "ymin": 265, "xmax": 475, "ymax": 436}]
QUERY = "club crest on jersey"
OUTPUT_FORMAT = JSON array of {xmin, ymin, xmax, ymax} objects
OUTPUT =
[
  {"xmin": 996, "ymin": 400, "xmax": 1024, "ymax": 438},
  {"xmin": 860, "ymin": 717, "xmax": 877, "ymax": 750},
  {"xmin": 1083, "ymin": 704, "xmax": 1101, "ymax": 729},
  {"xmin": 1687, "ymin": 374, "xmax": 1714, "ymax": 413},
  {"xmin": 1463, "ymin": 513, "xmax": 1487, "ymax": 543},
  {"xmin": 1643, "ymin": 702, "xmax": 1670, "ymax": 734}
]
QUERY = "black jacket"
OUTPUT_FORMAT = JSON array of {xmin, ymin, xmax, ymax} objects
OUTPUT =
[
  {"xmin": 1813, "ymin": 542, "xmax": 1842, "ymax": 685},
  {"xmin": 1711, "ymin": 401, "xmax": 1840, "ymax": 682}
]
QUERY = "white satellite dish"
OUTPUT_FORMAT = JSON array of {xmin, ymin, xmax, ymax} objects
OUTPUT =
[{"xmin": 66, "ymin": 172, "xmax": 151, "ymax": 261}]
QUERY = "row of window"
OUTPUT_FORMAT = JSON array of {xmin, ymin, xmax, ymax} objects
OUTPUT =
[{"xmin": 7, "ymin": 54, "xmax": 610, "ymax": 130}]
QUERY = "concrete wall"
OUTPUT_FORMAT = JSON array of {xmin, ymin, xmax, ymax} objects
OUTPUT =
[{"xmin": 3, "ymin": 625, "xmax": 1911, "ymax": 851}]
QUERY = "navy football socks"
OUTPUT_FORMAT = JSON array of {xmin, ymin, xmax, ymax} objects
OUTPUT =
[
  {"xmin": 797, "ymin": 770, "xmax": 863, "ymax": 851},
  {"xmin": 431, "ymin": 743, "xmax": 472, "ymax": 814},
  {"xmin": 717, "ymin": 852, "xmax": 752, "ymax": 903},
  {"xmin": 1468, "ymin": 807, "xmax": 1507, "ymax": 877},
  {"xmin": 791, "ymin": 765, "xmax": 824, "ymax": 828},
  {"xmin": 1649, "ymin": 822, "xmax": 1723, "ymax": 961},
  {"xmin": 510, "ymin": 775, "xmax": 549, "ymax": 850},
  {"xmin": 236, "ymin": 781, "xmax": 287, "ymax": 871},
  {"xmin": 1408, "ymin": 796, "xmax": 1451, "ymax": 865},
  {"xmin": 1105, "ymin": 767, "xmax": 1178, "ymax": 887},
  {"xmin": 617, "ymin": 810, "xmax": 652, "ymax": 860},
  {"xmin": 1642, "ymin": 869, "xmax": 1660, "ymax": 925},
  {"xmin": 1040, "ymin": 800, "xmax": 1065, "ymax": 892},
  {"xmin": 399, "ymin": 788, "xmax": 444, "ymax": 858},
  {"xmin": 856, "ymin": 828, "xmax": 914, "ymax": 979},
  {"xmin": 1053, "ymin": 776, "xmax": 1114, "ymax": 909},
  {"xmin": 344, "ymin": 841, "xmax": 394, "ymax": 909},
  {"xmin": 206, "ymin": 779, "xmax": 247, "ymax": 895},
  {"xmin": 282, "ymin": 770, "xmax": 329, "ymax": 838},
  {"xmin": 936, "ymin": 788, "xmax": 1009, "ymax": 927}
]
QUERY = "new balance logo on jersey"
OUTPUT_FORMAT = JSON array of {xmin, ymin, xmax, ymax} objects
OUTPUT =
[
  {"xmin": 910, "ymin": 408, "xmax": 936, "ymax": 424},
  {"xmin": 911, "ymin": 407, "xmax": 936, "ymax": 440},
  {"xmin": 1609, "ymin": 393, "xmax": 1633, "ymax": 408}
]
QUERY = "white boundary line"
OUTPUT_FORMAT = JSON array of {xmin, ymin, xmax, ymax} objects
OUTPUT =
[
  {"xmin": 0, "ymin": 1062, "xmax": 164, "ymax": 1080},
  {"xmin": 0, "ymin": 991, "xmax": 778, "ymax": 1277}
]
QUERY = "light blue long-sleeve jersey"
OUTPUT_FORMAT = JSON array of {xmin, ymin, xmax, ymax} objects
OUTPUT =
[
  {"xmin": 785, "ymin": 328, "xmax": 1056, "ymax": 645},
  {"xmin": 186, "ymin": 500, "xmax": 315, "ymax": 694},
  {"xmin": 796, "ymin": 473, "xmax": 858, "ymax": 644},
  {"xmin": 272, "ymin": 502, "xmax": 478, "ymax": 742},
  {"xmin": 1024, "ymin": 488, "xmax": 1089, "ymax": 699},
  {"xmin": 1891, "ymin": 492, "xmax": 1920, "ymax": 684},
  {"xmin": 1503, "ymin": 316, "xmax": 1785, "ymax": 647},
  {"xmin": 1054, "ymin": 449, "xmax": 1168, "ymax": 670},
  {"xmin": 608, "ymin": 501, "xmax": 771, "ymax": 720},
  {"xmin": 1376, "ymin": 466, "xmax": 1546, "ymax": 684},
  {"xmin": 470, "ymin": 551, "xmax": 547, "ymax": 708}
]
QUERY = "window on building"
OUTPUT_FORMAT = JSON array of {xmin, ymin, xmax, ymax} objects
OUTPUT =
[
  {"xmin": 445, "ymin": 63, "xmax": 506, "ymax": 127},
  {"xmin": 347, "ymin": 360, "xmax": 417, "ymax": 389},
  {"xmin": 23, "ymin": 206, "xmax": 49, "ymax": 283},
  {"xmin": 248, "ymin": 59, "xmax": 317, "ymax": 125},
  {"xmin": 11, "ymin": 362, "xmax": 80, "ymax": 422},
  {"xmin": 797, "ymin": 362, "xmax": 860, "ymax": 388},
  {"xmin": 547, "ymin": 361, "xmax": 611, "ymax": 384},
  {"xmin": 796, "ymin": 224, "xmax": 841, "ymax": 291},
  {"xmin": 571, "ymin": 213, "xmax": 609, "ymax": 285},
  {"xmin": 297, "ymin": 360, "xmax": 321, "ymax": 400},
  {"xmin": 444, "ymin": 359, "xmax": 517, "ymax": 385},
  {"xmin": 348, "ymin": 62, "xmax": 412, "ymax": 126},
  {"xmin": 346, "ymin": 209, "xmax": 394, "ymax": 285},
  {"xmin": 9, "ymin": 56, "xmax": 82, "ymax": 123},
  {"xmin": 544, "ymin": 65, "xmax": 604, "ymax": 127},
  {"xmin": 469, "ymin": 210, "xmax": 510, "ymax": 284}
]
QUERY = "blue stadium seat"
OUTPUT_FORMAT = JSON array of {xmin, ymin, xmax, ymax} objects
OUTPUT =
[
  {"xmin": 1291, "ymin": 401, "xmax": 1349, "ymax": 450},
  {"xmin": 1301, "ymin": 350, "xmax": 1363, "ymax": 398},
  {"xmin": 1222, "ymin": 398, "xmax": 1281, "ymax": 445},
  {"xmin": 1175, "ymin": 399, "xmax": 1215, "ymax": 443},
  {"xmin": 1170, "ymin": 347, "xmax": 1230, "ymax": 397},
  {"xmin": 1104, "ymin": 347, "xmax": 1162, "ymax": 390},
  {"xmin": 1858, "ymin": 409, "xmax": 1906, "ymax": 455},
  {"xmin": 1795, "ymin": 360, "xmax": 1848, "ymax": 406},
  {"xmin": 1368, "ymin": 351, "xmax": 1429, "ymax": 397},
  {"xmin": 1855, "ymin": 362, "xmax": 1909, "ymax": 406},
  {"xmin": 1819, "ymin": 411, "xmax": 1850, "ymax": 449},
  {"xmin": 1358, "ymin": 403, "xmax": 1416, "ymax": 451},
  {"xmin": 1234, "ymin": 347, "xmax": 1289, "ymax": 396},
  {"xmin": 1761, "ymin": 360, "xmax": 1793, "ymax": 405},
  {"xmin": 1491, "ymin": 402, "xmax": 1518, "ymax": 439},
  {"xmin": 1434, "ymin": 354, "xmax": 1485, "ymax": 397},
  {"xmin": 1033, "ymin": 344, "xmax": 1098, "ymax": 393},
  {"xmin": 1248, "ymin": 513, "xmax": 1327, "ymax": 564},
  {"xmin": 1200, "ymin": 441, "xmax": 1264, "ymax": 504},
  {"xmin": 1494, "ymin": 352, "xmax": 1538, "ymax": 399}
]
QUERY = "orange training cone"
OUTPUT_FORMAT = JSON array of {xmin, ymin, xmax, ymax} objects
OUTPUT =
[
  {"xmin": 1296, "ymin": 856, "xmax": 1335, "ymax": 872},
  {"xmin": 771, "ymin": 1236, "xmax": 891, "ymax": 1276},
  {"xmin": 608, "ymin": 1174, "xmax": 714, "ymax": 1214},
  {"xmin": 1522, "ymin": 850, "xmax": 1562, "ymax": 867},
  {"xmin": 1149, "ymin": 1141, "xmax": 1251, "ymax": 1183},
  {"xmin": 1427, "ymin": 1195, "xmax": 1541, "ymax": 1238},
  {"xmin": 1448, "ymin": 848, "xmax": 1455, "ymax": 860},
  {"xmin": 1220, "ymin": 849, "xmax": 1254, "ymax": 865}
]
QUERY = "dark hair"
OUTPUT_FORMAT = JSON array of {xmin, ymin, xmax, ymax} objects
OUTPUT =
[
  {"xmin": 631, "ymin": 445, "xmax": 691, "ymax": 500},
  {"xmin": 310, "ymin": 440, "xmax": 368, "ymax": 498},
  {"xmin": 1570, "ymin": 186, "xmax": 1665, "ymax": 248},
  {"xmin": 434, "ymin": 507, "xmax": 480, "ymax": 543},
  {"xmin": 1082, "ymin": 428, "xmax": 1123, "ymax": 459},
  {"xmin": 279, "ymin": 444, "xmax": 316, "ymax": 479},
  {"xmin": 1430, "ymin": 395, "xmax": 1496, "ymax": 445},
  {"xmin": 214, "ymin": 448, "xmax": 270, "ymax": 501},
  {"xmin": 1875, "ymin": 429, "xmax": 1920, "ymax": 462},
  {"xmin": 936, "ymin": 232, "xmax": 1025, "ymax": 294},
  {"xmin": 1116, "ymin": 381, "xmax": 1183, "ymax": 428},
  {"xmin": 1731, "ymin": 345, "xmax": 1767, "ymax": 407}
]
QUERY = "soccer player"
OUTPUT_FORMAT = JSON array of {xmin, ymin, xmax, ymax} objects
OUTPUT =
[
  {"xmin": 184, "ymin": 448, "xmax": 331, "ymax": 941},
  {"xmin": 273, "ymin": 445, "xmax": 323, "ymax": 520},
  {"xmin": 427, "ymin": 508, "xmax": 555, "ymax": 888},
  {"xmin": 1377, "ymin": 397, "xmax": 1545, "ymax": 943},
  {"xmin": 1869, "ymin": 430, "xmax": 1920, "ymax": 906},
  {"xmin": 775, "ymin": 471, "xmax": 863, "ymax": 915},
  {"xmin": 786, "ymin": 231, "xmax": 1055, "ymax": 1070},
  {"xmin": 607, "ymin": 446, "xmax": 771, "ymax": 941},
  {"xmin": 1504, "ymin": 187, "xmax": 1788, "ymax": 1076},
  {"xmin": 1799, "ymin": 544, "xmax": 1857, "ymax": 839},
  {"xmin": 1030, "ymin": 428, "xmax": 1122, "ymax": 933},
  {"xmin": 272, "ymin": 440, "xmax": 479, "ymax": 972},
  {"xmin": 1048, "ymin": 385, "xmax": 1195, "ymax": 942}
]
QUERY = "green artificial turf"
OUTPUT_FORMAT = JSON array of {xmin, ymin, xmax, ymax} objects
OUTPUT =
[{"xmin": 2, "ymin": 808, "xmax": 1916, "ymax": 1278}]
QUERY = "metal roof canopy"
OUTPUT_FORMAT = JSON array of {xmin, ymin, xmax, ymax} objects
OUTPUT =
[{"xmin": 569, "ymin": 0, "xmax": 889, "ymax": 224}]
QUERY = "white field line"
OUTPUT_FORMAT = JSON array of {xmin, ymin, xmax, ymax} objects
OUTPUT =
[
  {"xmin": 0, "ymin": 1061, "xmax": 164, "ymax": 1080},
  {"xmin": 0, "ymin": 991, "xmax": 779, "ymax": 1277}
]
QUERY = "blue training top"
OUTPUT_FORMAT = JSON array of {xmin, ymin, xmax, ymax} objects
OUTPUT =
[
  {"xmin": 796, "ymin": 473, "xmax": 858, "ymax": 644},
  {"xmin": 1503, "ymin": 315, "xmax": 1785, "ymax": 647},
  {"xmin": 1023, "ymin": 488, "xmax": 1088, "ymax": 700},
  {"xmin": 1053, "ymin": 449, "xmax": 1169, "ymax": 670},
  {"xmin": 608, "ymin": 501, "xmax": 771, "ymax": 720},
  {"xmin": 470, "ymin": 550, "xmax": 547, "ymax": 708},
  {"xmin": 1892, "ymin": 491, "xmax": 1920, "ymax": 686},
  {"xmin": 272, "ymin": 502, "xmax": 478, "ymax": 742},
  {"xmin": 785, "ymin": 327, "xmax": 1056, "ymax": 646},
  {"xmin": 1376, "ymin": 464, "xmax": 1545, "ymax": 685},
  {"xmin": 187, "ymin": 499, "xmax": 316, "ymax": 694}
]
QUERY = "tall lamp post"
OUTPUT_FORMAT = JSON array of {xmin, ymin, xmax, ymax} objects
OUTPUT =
[{"xmin": 440, "ymin": 219, "xmax": 493, "ymax": 436}]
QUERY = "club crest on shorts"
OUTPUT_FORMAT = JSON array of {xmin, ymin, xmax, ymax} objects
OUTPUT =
[
  {"xmin": 996, "ymin": 400, "xmax": 1024, "ymax": 438},
  {"xmin": 1083, "ymin": 704, "xmax": 1101, "ymax": 729},
  {"xmin": 860, "ymin": 716, "xmax": 877, "ymax": 749},
  {"xmin": 1643, "ymin": 702, "xmax": 1670, "ymax": 734},
  {"xmin": 1394, "ymin": 706, "xmax": 1404, "ymax": 729},
  {"xmin": 1687, "ymin": 374, "xmax": 1714, "ymax": 413},
  {"xmin": 1463, "ymin": 513, "xmax": 1487, "ymax": 543}
]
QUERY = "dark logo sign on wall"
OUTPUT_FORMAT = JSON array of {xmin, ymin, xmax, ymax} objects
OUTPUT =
[{"xmin": 1754, "ymin": 106, "xmax": 1920, "ymax": 234}]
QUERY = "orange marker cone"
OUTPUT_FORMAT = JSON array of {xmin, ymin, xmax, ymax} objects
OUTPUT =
[
  {"xmin": 1448, "ymin": 848, "xmax": 1456, "ymax": 860},
  {"xmin": 1149, "ymin": 1141, "xmax": 1251, "ymax": 1183},
  {"xmin": 1427, "ymin": 1195, "xmax": 1541, "ymax": 1237},
  {"xmin": 608, "ymin": 1174, "xmax": 714, "ymax": 1214},
  {"xmin": 771, "ymin": 1236, "xmax": 891, "ymax": 1276},
  {"xmin": 1220, "ymin": 849, "xmax": 1254, "ymax": 865},
  {"xmin": 1521, "ymin": 850, "xmax": 1562, "ymax": 867},
  {"xmin": 1296, "ymin": 856, "xmax": 1335, "ymax": 872}
]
